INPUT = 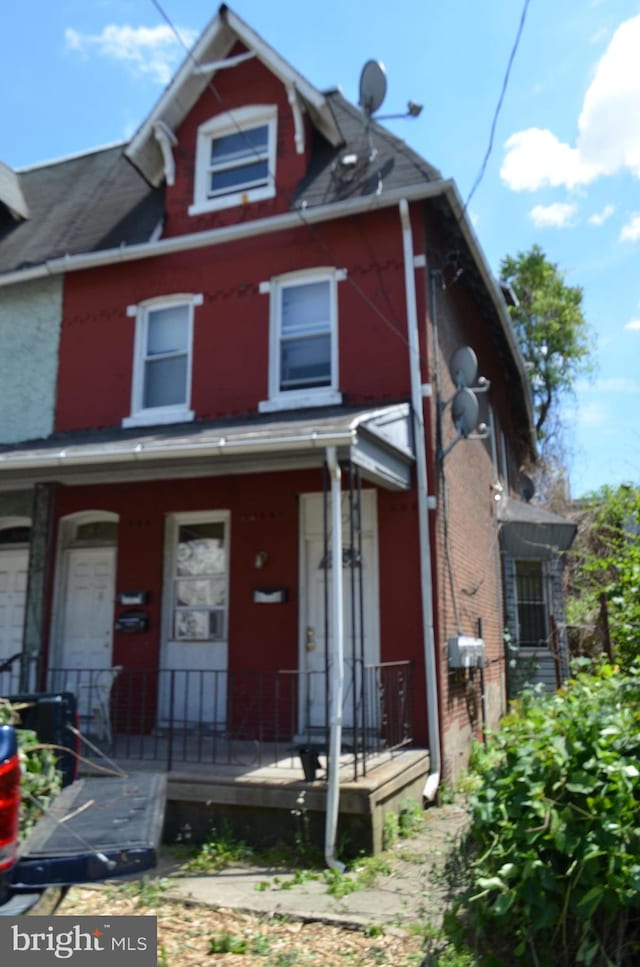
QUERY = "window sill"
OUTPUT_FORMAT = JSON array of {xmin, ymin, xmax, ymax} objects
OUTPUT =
[
  {"xmin": 258, "ymin": 391, "xmax": 343, "ymax": 414},
  {"xmin": 188, "ymin": 184, "xmax": 275, "ymax": 216},
  {"xmin": 122, "ymin": 408, "xmax": 195, "ymax": 429}
]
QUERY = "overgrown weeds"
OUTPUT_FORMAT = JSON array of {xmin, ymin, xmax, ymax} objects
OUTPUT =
[{"xmin": 447, "ymin": 661, "xmax": 640, "ymax": 965}]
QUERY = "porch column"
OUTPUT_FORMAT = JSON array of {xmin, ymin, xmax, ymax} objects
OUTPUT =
[
  {"xmin": 20, "ymin": 482, "xmax": 57, "ymax": 690},
  {"xmin": 325, "ymin": 447, "xmax": 344, "ymax": 871}
]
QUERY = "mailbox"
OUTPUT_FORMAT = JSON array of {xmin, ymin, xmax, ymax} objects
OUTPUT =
[{"xmin": 115, "ymin": 610, "xmax": 149, "ymax": 633}]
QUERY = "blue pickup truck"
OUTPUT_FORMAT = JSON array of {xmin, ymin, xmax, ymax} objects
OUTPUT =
[{"xmin": 0, "ymin": 691, "xmax": 166, "ymax": 915}]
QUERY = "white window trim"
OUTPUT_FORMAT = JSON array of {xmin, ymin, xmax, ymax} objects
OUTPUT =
[
  {"xmin": 259, "ymin": 267, "xmax": 345, "ymax": 414},
  {"xmin": 189, "ymin": 105, "xmax": 277, "ymax": 216},
  {"xmin": 122, "ymin": 293, "xmax": 202, "ymax": 429},
  {"xmin": 164, "ymin": 510, "xmax": 231, "ymax": 645}
]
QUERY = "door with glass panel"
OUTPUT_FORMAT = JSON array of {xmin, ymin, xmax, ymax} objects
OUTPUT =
[{"xmin": 159, "ymin": 513, "xmax": 229, "ymax": 731}]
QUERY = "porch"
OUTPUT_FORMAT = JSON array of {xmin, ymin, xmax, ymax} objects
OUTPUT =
[{"xmin": 9, "ymin": 660, "xmax": 425, "ymax": 855}]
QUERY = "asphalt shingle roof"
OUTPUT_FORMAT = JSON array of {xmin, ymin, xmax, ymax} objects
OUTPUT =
[
  {"xmin": 0, "ymin": 146, "xmax": 163, "ymax": 275},
  {"xmin": 295, "ymin": 91, "xmax": 441, "ymax": 208},
  {"xmin": 0, "ymin": 90, "xmax": 441, "ymax": 279}
]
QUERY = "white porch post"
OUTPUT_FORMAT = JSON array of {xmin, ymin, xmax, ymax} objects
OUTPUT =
[{"xmin": 324, "ymin": 446, "xmax": 345, "ymax": 871}]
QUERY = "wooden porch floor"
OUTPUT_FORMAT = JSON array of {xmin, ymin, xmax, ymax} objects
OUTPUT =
[{"xmin": 78, "ymin": 737, "xmax": 430, "ymax": 855}]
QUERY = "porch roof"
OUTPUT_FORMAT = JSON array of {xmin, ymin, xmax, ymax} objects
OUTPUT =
[{"xmin": 0, "ymin": 404, "xmax": 415, "ymax": 490}]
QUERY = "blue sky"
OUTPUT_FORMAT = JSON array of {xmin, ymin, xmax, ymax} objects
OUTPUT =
[{"xmin": 2, "ymin": 0, "xmax": 639, "ymax": 497}]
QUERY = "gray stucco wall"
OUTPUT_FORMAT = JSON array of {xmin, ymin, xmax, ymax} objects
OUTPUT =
[{"xmin": 0, "ymin": 276, "xmax": 62, "ymax": 443}]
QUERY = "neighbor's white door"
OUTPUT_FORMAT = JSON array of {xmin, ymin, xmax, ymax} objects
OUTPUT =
[
  {"xmin": 0, "ymin": 548, "xmax": 28, "ymax": 689},
  {"xmin": 300, "ymin": 493, "xmax": 380, "ymax": 733},
  {"xmin": 59, "ymin": 547, "xmax": 116, "ymax": 669}
]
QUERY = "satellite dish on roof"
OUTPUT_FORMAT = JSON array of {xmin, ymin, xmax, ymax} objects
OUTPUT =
[
  {"xmin": 449, "ymin": 346, "xmax": 478, "ymax": 389},
  {"xmin": 359, "ymin": 60, "xmax": 387, "ymax": 118},
  {"xmin": 451, "ymin": 388, "xmax": 480, "ymax": 439}
]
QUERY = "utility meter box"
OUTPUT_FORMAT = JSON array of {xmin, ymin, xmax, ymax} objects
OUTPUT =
[{"xmin": 448, "ymin": 635, "xmax": 486, "ymax": 669}]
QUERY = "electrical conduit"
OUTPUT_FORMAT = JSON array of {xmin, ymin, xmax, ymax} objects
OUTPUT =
[{"xmin": 398, "ymin": 199, "xmax": 442, "ymax": 802}]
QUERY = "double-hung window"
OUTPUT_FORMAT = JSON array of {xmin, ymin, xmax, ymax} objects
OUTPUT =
[
  {"xmin": 259, "ymin": 268, "xmax": 344, "ymax": 413},
  {"xmin": 190, "ymin": 105, "xmax": 277, "ymax": 215},
  {"xmin": 123, "ymin": 294, "xmax": 202, "ymax": 428}
]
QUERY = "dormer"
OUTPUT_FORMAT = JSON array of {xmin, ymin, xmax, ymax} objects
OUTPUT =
[
  {"xmin": 0, "ymin": 162, "xmax": 29, "ymax": 222},
  {"xmin": 189, "ymin": 103, "xmax": 278, "ymax": 215},
  {"xmin": 124, "ymin": 5, "xmax": 342, "ymax": 232}
]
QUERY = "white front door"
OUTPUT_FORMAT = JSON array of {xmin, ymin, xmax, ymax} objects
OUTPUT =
[
  {"xmin": 300, "ymin": 492, "xmax": 380, "ymax": 734},
  {"xmin": 0, "ymin": 548, "xmax": 28, "ymax": 690},
  {"xmin": 59, "ymin": 547, "xmax": 116, "ymax": 669},
  {"xmin": 159, "ymin": 513, "xmax": 229, "ymax": 729}
]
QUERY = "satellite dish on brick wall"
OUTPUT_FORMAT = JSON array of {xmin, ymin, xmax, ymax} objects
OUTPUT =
[
  {"xmin": 452, "ymin": 388, "xmax": 480, "ymax": 438},
  {"xmin": 519, "ymin": 473, "xmax": 535, "ymax": 503},
  {"xmin": 449, "ymin": 346, "xmax": 478, "ymax": 389},
  {"xmin": 359, "ymin": 60, "xmax": 387, "ymax": 118}
]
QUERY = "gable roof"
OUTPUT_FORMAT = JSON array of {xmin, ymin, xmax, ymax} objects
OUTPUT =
[{"xmin": 125, "ymin": 4, "xmax": 343, "ymax": 187}]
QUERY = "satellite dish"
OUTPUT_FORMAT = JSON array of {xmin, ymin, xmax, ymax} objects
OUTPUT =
[
  {"xmin": 359, "ymin": 60, "xmax": 387, "ymax": 118},
  {"xmin": 449, "ymin": 346, "xmax": 478, "ymax": 389},
  {"xmin": 519, "ymin": 473, "xmax": 535, "ymax": 503},
  {"xmin": 451, "ymin": 388, "xmax": 480, "ymax": 438}
]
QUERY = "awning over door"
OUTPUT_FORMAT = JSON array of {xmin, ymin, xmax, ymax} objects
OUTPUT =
[
  {"xmin": 498, "ymin": 497, "xmax": 577, "ymax": 558},
  {"xmin": 0, "ymin": 404, "xmax": 415, "ymax": 491}
]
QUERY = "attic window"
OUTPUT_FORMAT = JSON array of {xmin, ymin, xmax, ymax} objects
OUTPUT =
[{"xmin": 189, "ymin": 105, "xmax": 277, "ymax": 215}]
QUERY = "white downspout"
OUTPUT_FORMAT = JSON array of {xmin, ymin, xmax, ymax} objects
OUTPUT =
[
  {"xmin": 399, "ymin": 199, "xmax": 442, "ymax": 802},
  {"xmin": 324, "ymin": 446, "xmax": 346, "ymax": 871}
]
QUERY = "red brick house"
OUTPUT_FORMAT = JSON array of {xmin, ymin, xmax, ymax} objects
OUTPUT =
[{"xmin": 0, "ymin": 6, "xmax": 569, "ymax": 850}]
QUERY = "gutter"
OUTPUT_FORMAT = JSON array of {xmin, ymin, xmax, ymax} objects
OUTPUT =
[
  {"xmin": 324, "ymin": 446, "xmax": 345, "ymax": 872},
  {"xmin": 0, "ymin": 181, "xmax": 450, "ymax": 290},
  {"xmin": 0, "ymin": 429, "xmax": 357, "ymax": 473},
  {"xmin": 398, "ymin": 199, "xmax": 442, "ymax": 802}
]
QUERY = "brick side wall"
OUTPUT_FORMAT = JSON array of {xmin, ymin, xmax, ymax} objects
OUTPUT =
[{"xmin": 418, "ymin": 221, "xmax": 513, "ymax": 780}]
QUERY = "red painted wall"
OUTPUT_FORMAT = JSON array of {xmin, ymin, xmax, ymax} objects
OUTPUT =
[
  {"xmin": 48, "ymin": 469, "xmax": 427, "ymax": 742},
  {"xmin": 164, "ymin": 44, "xmax": 311, "ymax": 237},
  {"xmin": 56, "ymin": 207, "xmax": 414, "ymax": 432}
]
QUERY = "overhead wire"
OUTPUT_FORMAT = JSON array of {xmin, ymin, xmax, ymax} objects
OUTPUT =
[
  {"xmin": 462, "ymin": 0, "xmax": 531, "ymax": 215},
  {"xmin": 147, "ymin": 0, "xmax": 420, "ymax": 358}
]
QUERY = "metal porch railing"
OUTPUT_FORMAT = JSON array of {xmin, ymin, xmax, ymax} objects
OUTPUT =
[{"xmin": 37, "ymin": 661, "xmax": 414, "ymax": 778}]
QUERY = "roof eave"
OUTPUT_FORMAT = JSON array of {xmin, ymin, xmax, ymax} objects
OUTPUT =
[{"xmin": 441, "ymin": 182, "xmax": 537, "ymax": 457}]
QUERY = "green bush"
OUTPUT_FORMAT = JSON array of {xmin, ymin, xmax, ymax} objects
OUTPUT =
[
  {"xmin": 459, "ymin": 663, "xmax": 640, "ymax": 966},
  {"xmin": 0, "ymin": 699, "xmax": 62, "ymax": 840}
]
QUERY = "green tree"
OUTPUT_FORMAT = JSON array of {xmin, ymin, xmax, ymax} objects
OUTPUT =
[
  {"xmin": 500, "ymin": 245, "xmax": 593, "ymax": 446},
  {"xmin": 567, "ymin": 484, "xmax": 640, "ymax": 668}
]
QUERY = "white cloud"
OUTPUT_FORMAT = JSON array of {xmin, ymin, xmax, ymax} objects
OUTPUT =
[
  {"xmin": 588, "ymin": 203, "xmax": 615, "ymax": 225},
  {"xmin": 620, "ymin": 213, "xmax": 640, "ymax": 241},
  {"xmin": 625, "ymin": 319, "xmax": 640, "ymax": 331},
  {"xmin": 501, "ymin": 15, "xmax": 640, "ymax": 191},
  {"xmin": 529, "ymin": 202, "xmax": 577, "ymax": 228},
  {"xmin": 65, "ymin": 23, "xmax": 197, "ymax": 85},
  {"xmin": 501, "ymin": 129, "xmax": 595, "ymax": 190}
]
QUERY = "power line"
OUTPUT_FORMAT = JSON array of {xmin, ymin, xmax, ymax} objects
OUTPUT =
[
  {"xmin": 463, "ymin": 0, "xmax": 531, "ymax": 214},
  {"xmin": 147, "ymin": 0, "xmax": 423, "ymax": 358}
]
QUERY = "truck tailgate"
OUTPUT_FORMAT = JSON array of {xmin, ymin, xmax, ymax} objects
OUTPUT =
[{"xmin": 10, "ymin": 773, "xmax": 166, "ymax": 888}]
